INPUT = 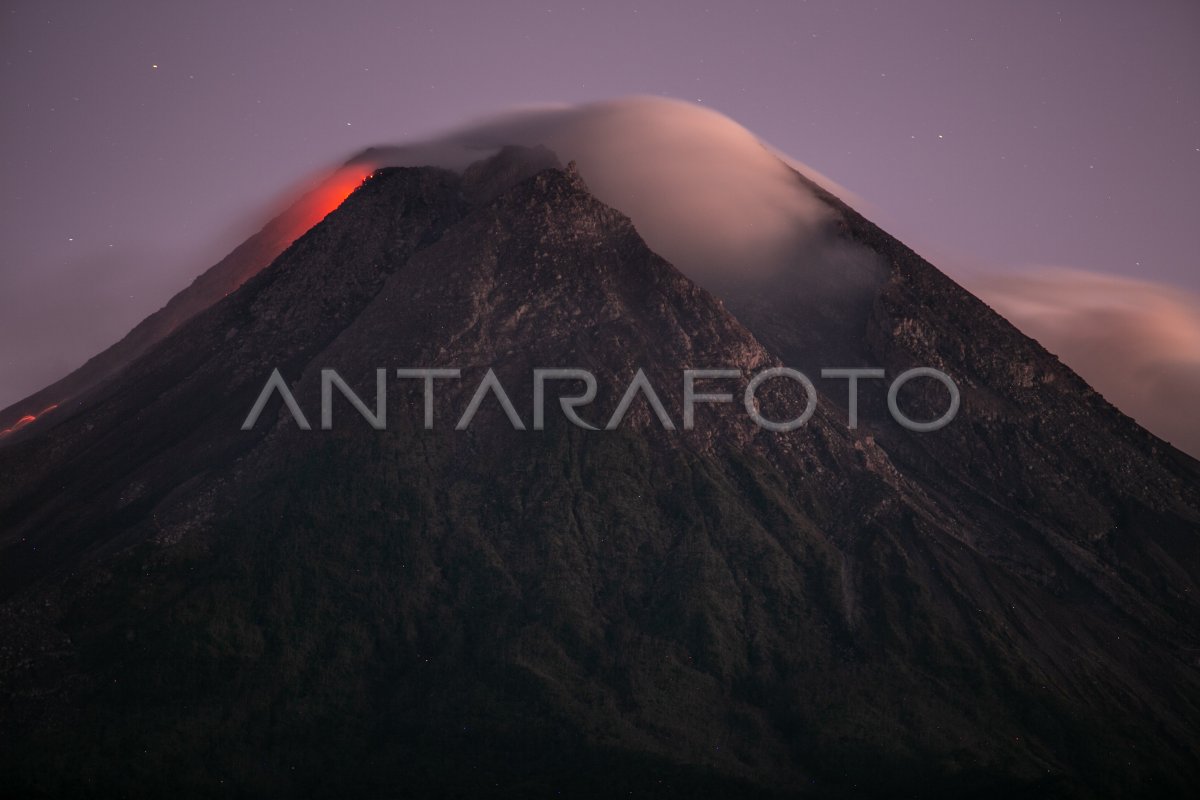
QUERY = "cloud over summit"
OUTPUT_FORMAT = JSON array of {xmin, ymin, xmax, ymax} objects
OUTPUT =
[{"xmin": 359, "ymin": 96, "xmax": 838, "ymax": 283}]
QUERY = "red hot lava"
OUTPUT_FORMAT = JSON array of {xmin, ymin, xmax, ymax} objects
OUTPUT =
[{"xmin": 0, "ymin": 403, "xmax": 58, "ymax": 438}]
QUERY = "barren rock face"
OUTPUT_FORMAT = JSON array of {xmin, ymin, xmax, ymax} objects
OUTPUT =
[{"xmin": 0, "ymin": 148, "xmax": 1197, "ymax": 798}]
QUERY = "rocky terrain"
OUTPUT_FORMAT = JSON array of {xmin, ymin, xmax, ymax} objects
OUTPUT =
[{"xmin": 0, "ymin": 147, "xmax": 1197, "ymax": 798}]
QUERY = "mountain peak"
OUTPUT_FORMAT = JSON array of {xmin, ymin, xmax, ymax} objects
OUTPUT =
[{"xmin": 2, "ymin": 125, "xmax": 1198, "ymax": 798}]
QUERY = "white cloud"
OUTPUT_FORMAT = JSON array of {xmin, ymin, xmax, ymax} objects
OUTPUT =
[
  {"xmin": 362, "ymin": 96, "xmax": 836, "ymax": 283},
  {"xmin": 971, "ymin": 267, "xmax": 1200, "ymax": 458}
]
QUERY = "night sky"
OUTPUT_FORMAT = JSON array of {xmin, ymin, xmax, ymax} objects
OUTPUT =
[{"xmin": 2, "ymin": 1, "xmax": 1198, "ymax": 422}]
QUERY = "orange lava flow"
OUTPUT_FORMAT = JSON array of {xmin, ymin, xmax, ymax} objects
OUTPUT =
[
  {"xmin": 0, "ymin": 403, "xmax": 59, "ymax": 438},
  {"xmin": 284, "ymin": 164, "xmax": 376, "ymax": 243},
  {"xmin": 0, "ymin": 168, "xmax": 375, "ymax": 443}
]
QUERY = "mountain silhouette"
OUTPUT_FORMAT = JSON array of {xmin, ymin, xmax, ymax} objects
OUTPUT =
[{"xmin": 1, "ymin": 145, "xmax": 1197, "ymax": 799}]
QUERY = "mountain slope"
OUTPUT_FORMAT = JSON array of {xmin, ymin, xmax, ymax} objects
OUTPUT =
[
  {"xmin": 0, "ymin": 150, "xmax": 1197, "ymax": 798},
  {"xmin": 0, "ymin": 164, "xmax": 376, "ymax": 438}
]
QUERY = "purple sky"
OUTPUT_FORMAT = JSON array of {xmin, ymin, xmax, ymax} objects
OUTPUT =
[{"xmin": 2, "ymin": 0, "xmax": 1198, "ymax": 409}]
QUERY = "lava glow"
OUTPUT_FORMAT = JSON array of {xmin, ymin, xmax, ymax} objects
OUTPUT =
[
  {"xmin": 0, "ymin": 403, "xmax": 57, "ymax": 438},
  {"xmin": 284, "ymin": 164, "xmax": 375, "ymax": 244}
]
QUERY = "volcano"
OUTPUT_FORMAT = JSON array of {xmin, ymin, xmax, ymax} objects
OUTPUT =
[{"xmin": 1, "ymin": 114, "xmax": 1198, "ymax": 797}]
